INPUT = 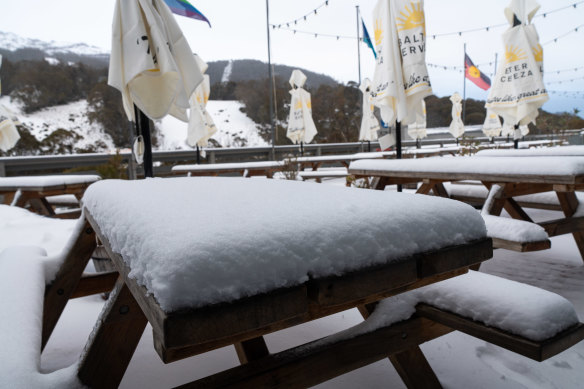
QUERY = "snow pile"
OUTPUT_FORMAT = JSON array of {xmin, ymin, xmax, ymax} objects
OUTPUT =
[
  {"xmin": 482, "ymin": 215, "xmax": 549, "ymax": 242},
  {"xmin": 0, "ymin": 246, "xmax": 82, "ymax": 389},
  {"xmin": 157, "ymin": 100, "xmax": 268, "ymax": 150},
  {"xmin": 0, "ymin": 174, "xmax": 100, "ymax": 188},
  {"xmin": 350, "ymin": 156, "xmax": 584, "ymax": 177},
  {"xmin": 477, "ymin": 145, "xmax": 584, "ymax": 157},
  {"xmin": 0, "ymin": 205, "xmax": 76, "ymax": 256},
  {"xmin": 82, "ymin": 177, "xmax": 486, "ymax": 312}
]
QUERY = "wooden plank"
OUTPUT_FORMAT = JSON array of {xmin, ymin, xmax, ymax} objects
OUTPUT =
[
  {"xmin": 481, "ymin": 182, "xmax": 505, "ymax": 216},
  {"xmin": 416, "ymin": 304, "xmax": 584, "ymax": 362},
  {"xmin": 416, "ymin": 238, "xmax": 492, "ymax": 278},
  {"xmin": 416, "ymin": 182, "xmax": 434, "ymax": 195},
  {"xmin": 503, "ymin": 198, "xmax": 533, "ymax": 222},
  {"xmin": 500, "ymin": 183, "xmax": 553, "ymax": 197},
  {"xmin": 28, "ymin": 196, "xmax": 55, "ymax": 216},
  {"xmin": 432, "ymin": 182, "xmax": 449, "ymax": 198},
  {"xmin": 491, "ymin": 237, "xmax": 551, "ymax": 252},
  {"xmin": 42, "ymin": 220, "xmax": 97, "ymax": 350},
  {"xmin": 234, "ymin": 337, "xmax": 270, "ymax": 364},
  {"xmin": 539, "ymin": 216, "xmax": 584, "ymax": 237},
  {"xmin": 71, "ymin": 271, "xmax": 119, "ymax": 299},
  {"xmin": 360, "ymin": 304, "xmax": 442, "ymax": 389},
  {"xmin": 557, "ymin": 192, "xmax": 584, "ymax": 262},
  {"xmin": 173, "ymin": 316, "xmax": 453, "ymax": 389},
  {"xmin": 78, "ymin": 279, "xmax": 148, "ymax": 389}
]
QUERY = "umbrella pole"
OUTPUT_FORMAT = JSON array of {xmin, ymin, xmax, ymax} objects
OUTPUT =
[
  {"xmin": 367, "ymin": 140, "xmax": 371, "ymax": 152},
  {"xmin": 196, "ymin": 145, "xmax": 200, "ymax": 164},
  {"xmin": 300, "ymin": 141, "xmax": 304, "ymax": 156},
  {"xmin": 513, "ymin": 124, "xmax": 519, "ymax": 149},
  {"xmin": 134, "ymin": 106, "xmax": 154, "ymax": 178},
  {"xmin": 396, "ymin": 121, "xmax": 402, "ymax": 193}
]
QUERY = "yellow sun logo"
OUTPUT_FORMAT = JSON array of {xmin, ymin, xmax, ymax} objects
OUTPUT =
[
  {"xmin": 505, "ymin": 45, "xmax": 527, "ymax": 64},
  {"xmin": 196, "ymin": 94, "xmax": 203, "ymax": 104},
  {"xmin": 468, "ymin": 66, "xmax": 480, "ymax": 78},
  {"xmin": 374, "ymin": 19, "xmax": 383, "ymax": 47},
  {"xmin": 204, "ymin": 93, "xmax": 209, "ymax": 104},
  {"xmin": 396, "ymin": 2, "xmax": 425, "ymax": 32},
  {"xmin": 532, "ymin": 44, "xmax": 543, "ymax": 63},
  {"xmin": 306, "ymin": 101, "xmax": 312, "ymax": 109},
  {"xmin": 489, "ymin": 113, "xmax": 497, "ymax": 119},
  {"xmin": 295, "ymin": 100, "xmax": 303, "ymax": 110}
]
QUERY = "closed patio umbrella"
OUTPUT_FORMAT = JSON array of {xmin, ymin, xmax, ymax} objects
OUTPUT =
[
  {"xmin": 370, "ymin": 0, "xmax": 432, "ymax": 159},
  {"xmin": 187, "ymin": 54, "xmax": 217, "ymax": 162},
  {"xmin": 407, "ymin": 99, "xmax": 427, "ymax": 145},
  {"xmin": 485, "ymin": 0, "xmax": 548, "ymax": 146},
  {"xmin": 449, "ymin": 92, "xmax": 465, "ymax": 139},
  {"xmin": 358, "ymin": 78, "xmax": 380, "ymax": 144},
  {"xmin": 286, "ymin": 69, "xmax": 317, "ymax": 154},
  {"xmin": 108, "ymin": 0, "xmax": 203, "ymax": 176},
  {"xmin": 482, "ymin": 109, "xmax": 503, "ymax": 138},
  {"xmin": 0, "ymin": 57, "xmax": 19, "ymax": 152}
]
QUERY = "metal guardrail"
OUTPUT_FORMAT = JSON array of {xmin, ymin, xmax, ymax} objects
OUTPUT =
[{"xmin": 0, "ymin": 132, "xmax": 576, "ymax": 177}]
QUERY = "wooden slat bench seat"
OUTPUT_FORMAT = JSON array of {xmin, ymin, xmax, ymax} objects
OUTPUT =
[
  {"xmin": 298, "ymin": 168, "xmax": 350, "ymax": 184},
  {"xmin": 171, "ymin": 161, "xmax": 286, "ymax": 178}
]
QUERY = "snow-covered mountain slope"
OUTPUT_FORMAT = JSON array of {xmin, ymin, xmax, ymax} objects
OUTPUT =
[
  {"xmin": 0, "ymin": 30, "xmax": 107, "ymax": 56},
  {"xmin": 157, "ymin": 100, "xmax": 268, "ymax": 150}
]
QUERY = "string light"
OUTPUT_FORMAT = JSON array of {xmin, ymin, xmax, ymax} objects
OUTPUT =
[
  {"xmin": 271, "ymin": 0, "xmax": 331, "ymax": 29},
  {"xmin": 542, "ymin": 24, "xmax": 584, "ymax": 45}
]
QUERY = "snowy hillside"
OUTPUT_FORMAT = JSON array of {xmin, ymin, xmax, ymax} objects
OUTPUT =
[
  {"xmin": 1, "ymin": 97, "xmax": 267, "ymax": 154},
  {"xmin": 0, "ymin": 30, "xmax": 107, "ymax": 56},
  {"xmin": 157, "ymin": 100, "xmax": 269, "ymax": 150}
]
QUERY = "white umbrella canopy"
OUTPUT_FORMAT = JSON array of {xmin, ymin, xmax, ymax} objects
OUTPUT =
[
  {"xmin": 108, "ymin": 0, "xmax": 204, "ymax": 123},
  {"xmin": 187, "ymin": 54, "xmax": 217, "ymax": 149},
  {"xmin": 0, "ymin": 118, "xmax": 19, "ymax": 152},
  {"xmin": 370, "ymin": 0, "xmax": 432, "ymax": 127},
  {"xmin": 485, "ymin": 0, "xmax": 548, "ymax": 131},
  {"xmin": 407, "ymin": 99, "xmax": 427, "ymax": 140},
  {"xmin": 286, "ymin": 69, "xmax": 317, "ymax": 145},
  {"xmin": 358, "ymin": 78, "xmax": 380, "ymax": 142},
  {"xmin": 482, "ymin": 109, "xmax": 503, "ymax": 138},
  {"xmin": 449, "ymin": 92, "xmax": 465, "ymax": 138}
]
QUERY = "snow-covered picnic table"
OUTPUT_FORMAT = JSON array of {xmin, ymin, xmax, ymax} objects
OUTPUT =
[
  {"xmin": 75, "ymin": 176, "xmax": 496, "ymax": 387},
  {"xmin": 349, "ymin": 156, "xmax": 584, "ymax": 259},
  {"xmin": 171, "ymin": 160, "xmax": 285, "ymax": 178},
  {"xmin": 0, "ymin": 174, "xmax": 100, "ymax": 217},
  {"xmin": 476, "ymin": 145, "xmax": 584, "ymax": 157}
]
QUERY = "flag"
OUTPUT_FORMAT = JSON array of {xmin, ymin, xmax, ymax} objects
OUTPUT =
[
  {"xmin": 465, "ymin": 54, "xmax": 491, "ymax": 90},
  {"xmin": 361, "ymin": 18, "xmax": 377, "ymax": 59},
  {"xmin": 163, "ymin": 0, "xmax": 211, "ymax": 27}
]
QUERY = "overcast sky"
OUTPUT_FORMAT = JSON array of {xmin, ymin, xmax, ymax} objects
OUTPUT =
[{"xmin": 0, "ymin": 0, "xmax": 582, "ymax": 115}]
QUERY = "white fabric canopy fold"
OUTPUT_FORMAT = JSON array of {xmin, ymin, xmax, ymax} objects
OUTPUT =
[
  {"xmin": 359, "ymin": 78, "xmax": 380, "ymax": 141},
  {"xmin": 407, "ymin": 99, "xmax": 427, "ymax": 140},
  {"xmin": 370, "ymin": 0, "xmax": 432, "ymax": 127},
  {"xmin": 485, "ymin": 0, "xmax": 547, "ymax": 127},
  {"xmin": 187, "ymin": 54, "xmax": 217, "ymax": 148},
  {"xmin": 0, "ymin": 119, "xmax": 19, "ymax": 152},
  {"xmin": 482, "ymin": 109, "xmax": 502, "ymax": 138},
  {"xmin": 286, "ymin": 70, "xmax": 317, "ymax": 144},
  {"xmin": 108, "ymin": 0, "xmax": 203, "ymax": 122},
  {"xmin": 449, "ymin": 92, "xmax": 465, "ymax": 138}
]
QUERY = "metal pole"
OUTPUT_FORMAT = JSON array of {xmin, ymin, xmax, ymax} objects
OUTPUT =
[
  {"xmin": 266, "ymin": 0, "xmax": 276, "ymax": 159},
  {"xmin": 134, "ymin": 105, "xmax": 154, "ymax": 178},
  {"xmin": 512, "ymin": 14, "xmax": 521, "ymax": 150},
  {"xmin": 462, "ymin": 43, "xmax": 467, "ymax": 124},
  {"xmin": 356, "ymin": 6, "xmax": 362, "ymax": 84},
  {"xmin": 396, "ymin": 121, "xmax": 402, "ymax": 192}
]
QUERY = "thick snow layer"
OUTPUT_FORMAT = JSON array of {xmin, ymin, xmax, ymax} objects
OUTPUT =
[
  {"xmin": 82, "ymin": 177, "xmax": 486, "ymax": 312},
  {"xmin": 482, "ymin": 215, "xmax": 549, "ymax": 242},
  {"xmin": 350, "ymin": 156, "xmax": 584, "ymax": 177},
  {"xmin": 414, "ymin": 271, "xmax": 579, "ymax": 341},
  {"xmin": 0, "ymin": 205, "xmax": 76, "ymax": 256},
  {"xmin": 0, "ymin": 174, "xmax": 100, "ymax": 188},
  {"xmin": 0, "ymin": 246, "xmax": 81, "ymax": 389},
  {"xmin": 172, "ymin": 161, "xmax": 284, "ymax": 173},
  {"xmin": 477, "ymin": 145, "xmax": 584, "ymax": 157},
  {"xmin": 157, "ymin": 100, "xmax": 268, "ymax": 149}
]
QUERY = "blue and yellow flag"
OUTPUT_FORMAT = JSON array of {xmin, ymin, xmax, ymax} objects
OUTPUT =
[{"xmin": 361, "ymin": 18, "xmax": 377, "ymax": 59}]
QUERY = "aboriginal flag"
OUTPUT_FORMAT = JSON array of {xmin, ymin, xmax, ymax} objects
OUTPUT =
[{"xmin": 465, "ymin": 54, "xmax": 491, "ymax": 90}]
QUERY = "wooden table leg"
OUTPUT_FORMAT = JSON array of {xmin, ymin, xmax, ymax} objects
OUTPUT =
[
  {"xmin": 235, "ymin": 337, "xmax": 270, "ymax": 364},
  {"xmin": 78, "ymin": 279, "xmax": 148, "ymax": 389},
  {"xmin": 28, "ymin": 196, "xmax": 56, "ymax": 216},
  {"xmin": 359, "ymin": 304, "xmax": 442, "ymax": 389},
  {"xmin": 503, "ymin": 198, "xmax": 533, "ymax": 222},
  {"xmin": 557, "ymin": 191, "xmax": 584, "ymax": 262}
]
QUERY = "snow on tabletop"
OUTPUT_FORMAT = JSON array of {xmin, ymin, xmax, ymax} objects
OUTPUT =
[
  {"xmin": 477, "ymin": 145, "xmax": 584, "ymax": 157},
  {"xmin": 0, "ymin": 247, "xmax": 82, "ymax": 388},
  {"xmin": 171, "ymin": 161, "xmax": 284, "ymax": 172},
  {"xmin": 350, "ymin": 156, "xmax": 584, "ymax": 176},
  {"xmin": 0, "ymin": 174, "xmax": 101, "ymax": 188},
  {"xmin": 82, "ymin": 177, "xmax": 486, "ymax": 312}
]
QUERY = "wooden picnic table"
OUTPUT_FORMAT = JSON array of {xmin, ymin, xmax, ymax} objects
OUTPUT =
[
  {"xmin": 66, "ymin": 177, "xmax": 494, "ymax": 388},
  {"xmin": 349, "ymin": 156, "xmax": 584, "ymax": 261},
  {"xmin": 0, "ymin": 175, "xmax": 100, "ymax": 218},
  {"xmin": 172, "ymin": 161, "xmax": 286, "ymax": 178}
]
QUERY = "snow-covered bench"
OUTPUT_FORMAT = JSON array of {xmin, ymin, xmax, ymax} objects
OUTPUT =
[
  {"xmin": 298, "ymin": 168, "xmax": 350, "ymax": 184},
  {"xmin": 0, "ymin": 175, "xmax": 100, "ymax": 218},
  {"xmin": 171, "ymin": 161, "xmax": 286, "ymax": 178},
  {"xmin": 476, "ymin": 145, "xmax": 584, "ymax": 157}
]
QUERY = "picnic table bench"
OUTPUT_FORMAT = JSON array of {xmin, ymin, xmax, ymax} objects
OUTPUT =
[
  {"xmin": 3, "ymin": 177, "xmax": 584, "ymax": 388},
  {"xmin": 0, "ymin": 175, "xmax": 100, "ymax": 218},
  {"xmin": 476, "ymin": 145, "xmax": 584, "ymax": 157},
  {"xmin": 349, "ymin": 156, "xmax": 584, "ymax": 259},
  {"xmin": 171, "ymin": 161, "xmax": 285, "ymax": 178}
]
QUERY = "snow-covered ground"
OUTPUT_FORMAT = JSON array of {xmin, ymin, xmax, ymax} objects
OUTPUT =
[{"xmin": 1, "ymin": 178, "xmax": 584, "ymax": 388}]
